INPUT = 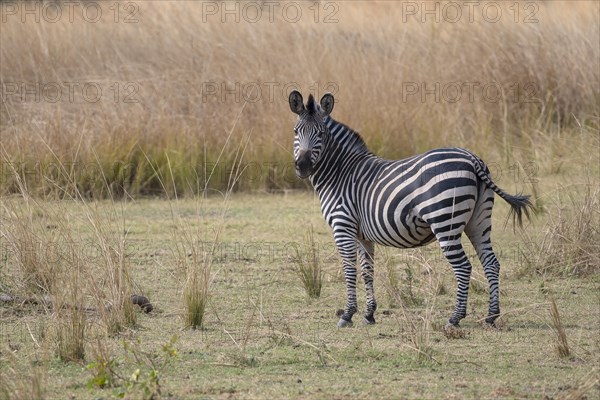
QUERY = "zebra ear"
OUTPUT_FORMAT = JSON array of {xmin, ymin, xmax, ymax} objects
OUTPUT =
[
  {"xmin": 320, "ymin": 93, "xmax": 334, "ymax": 116},
  {"xmin": 289, "ymin": 90, "xmax": 305, "ymax": 115}
]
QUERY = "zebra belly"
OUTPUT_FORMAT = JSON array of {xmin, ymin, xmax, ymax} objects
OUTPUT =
[
  {"xmin": 359, "ymin": 206, "xmax": 436, "ymax": 248},
  {"xmin": 358, "ymin": 155, "xmax": 479, "ymax": 248}
]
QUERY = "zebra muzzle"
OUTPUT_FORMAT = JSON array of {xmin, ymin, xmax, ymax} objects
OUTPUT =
[{"xmin": 295, "ymin": 149, "xmax": 313, "ymax": 178}]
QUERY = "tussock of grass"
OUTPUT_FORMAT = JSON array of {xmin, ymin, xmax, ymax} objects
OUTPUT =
[
  {"xmin": 90, "ymin": 234, "xmax": 138, "ymax": 336},
  {"xmin": 176, "ymin": 119, "xmax": 249, "ymax": 329},
  {"xmin": 0, "ymin": 204, "xmax": 57, "ymax": 295},
  {"xmin": 399, "ymin": 297, "xmax": 439, "ymax": 363},
  {"xmin": 55, "ymin": 308, "xmax": 86, "ymax": 362},
  {"xmin": 180, "ymin": 244, "xmax": 212, "ymax": 330},
  {"xmin": 52, "ymin": 239, "xmax": 86, "ymax": 361},
  {"xmin": 293, "ymin": 226, "xmax": 323, "ymax": 299},
  {"xmin": 548, "ymin": 296, "xmax": 570, "ymax": 358}
]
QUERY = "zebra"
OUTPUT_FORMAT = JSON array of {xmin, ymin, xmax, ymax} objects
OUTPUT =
[{"xmin": 288, "ymin": 90, "xmax": 534, "ymax": 329}]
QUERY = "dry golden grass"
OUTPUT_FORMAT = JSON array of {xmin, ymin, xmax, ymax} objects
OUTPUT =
[
  {"xmin": 548, "ymin": 295, "xmax": 570, "ymax": 358},
  {"xmin": 0, "ymin": 349, "xmax": 47, "ymax": 400},
  {"xmin": 519, "ymin": 184, "xmax": 600, "ymax": 276},
  {"xmin": 1, "ymin": 1, "xmax": 598, "ymax": 196},
  {"xmin": 292, "ymin": 225, "xmax": 323, "ymax": 298}
]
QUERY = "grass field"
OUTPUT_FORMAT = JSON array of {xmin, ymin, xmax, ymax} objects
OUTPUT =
[
  {"xmin": 1, "ymin": 0, "xmax": 599, "ymax": 399},
  {"xmin": 0, "ymin": 188, "xmax": 598, "ymax": 399}
]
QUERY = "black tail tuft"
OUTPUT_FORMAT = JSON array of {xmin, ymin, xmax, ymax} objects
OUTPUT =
[
  {"xmin": 459, "ymin": 148, "xmax": 537, "ymax": 229},
  {"xmin": 504, "ymin": 193, "xmax": 536, "ymax": 229}
]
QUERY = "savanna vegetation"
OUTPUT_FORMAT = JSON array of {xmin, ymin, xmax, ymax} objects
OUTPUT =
[
  {"xmin": 0, "ymin": 1, "xmax": 598, "ymax": 399},
  {"xmin": 1, "ymin": 1, "xmax": 598, "ymax": 196}
]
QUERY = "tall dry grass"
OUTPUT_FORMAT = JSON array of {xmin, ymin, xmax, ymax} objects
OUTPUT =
[
  {"xmin": 0, "ymin": 349, "xmax": 47, "ymax": 400},
  {"xmin": 519, "ymin": 184, "xmax": 600, "ymax": 276},
  {"xmin": 0, "ymin": 158, "xmax": 141, "ymax": 365},
  {"xmin": 548, "ymin": 296, "xmax": 570, "ymax": 358},
  {"xmin": 1, "ymin": 1, "xmax": 598, "ymax": 197},
  {"xmin": 292, "ymin": 225, "xmax": 324, "ymax": 298}
]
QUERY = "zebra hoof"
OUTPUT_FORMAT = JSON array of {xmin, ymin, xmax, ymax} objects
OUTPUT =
[
  {"xmin": 443, "ymin": 322, "xmax": 465, "ymax": 339},
  {"xmin": 483, "ymin": 321, "xmax": 499, "ymax": 330},
  {"xmin": 363, "ymin": 315, "xmax": 376, "ymax": 325},
  {"xmin": 337, "ymin": 319, "xmax": 353, "ymax": 328},
  {"xmin": 485, "ymin": 315, "xmax": 500, "ymax": 327},
  {"xmin": 484, "ymin": 318, "xmax": 501, "ymax": 330}
]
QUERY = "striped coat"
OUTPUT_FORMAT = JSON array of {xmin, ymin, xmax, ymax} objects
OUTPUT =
[{"xmin": 289, "ymin": 91, "xmax": 534, "ymax": 328}]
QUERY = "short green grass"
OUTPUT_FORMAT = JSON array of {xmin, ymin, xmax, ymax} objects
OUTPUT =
[{"xmin": 1, "ymin": 192, "xmax": 598, "ymax": 399}]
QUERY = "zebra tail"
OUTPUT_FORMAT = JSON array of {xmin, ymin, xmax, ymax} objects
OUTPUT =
[
  {"xmin": 467, "ymin": 151, "xmax": 536, "ymax": 229},
  {"xmin": 500, "ymin": 193, "xmax": 535, "ymax": 229}
]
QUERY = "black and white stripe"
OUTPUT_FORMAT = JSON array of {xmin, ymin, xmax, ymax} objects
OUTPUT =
[{"xmin": 288, "ymin": 91, "xmax": 534, "ymax": 328}]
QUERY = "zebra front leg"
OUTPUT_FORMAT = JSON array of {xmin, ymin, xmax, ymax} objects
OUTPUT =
[
  {"xmin": 334, "ymin": 232, "xmax": 358, "ymax": 328},
  {"xmin": 358, "ymin": 239, "xmax": 377, "ymax": 324}
]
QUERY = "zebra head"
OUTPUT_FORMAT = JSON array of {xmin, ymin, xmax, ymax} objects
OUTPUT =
[{"xmin": 288, "ymin": 90, "xmax": 335, "ymax": 179}]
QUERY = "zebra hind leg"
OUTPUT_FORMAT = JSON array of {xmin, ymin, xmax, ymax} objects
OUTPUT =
[
  {"xmin": 358, "ymin": 240, "xmax": 377, "ymax": 324},
  {"xmin": 436, "ymin": 233, "xmax": 473, "ymax": 327},
  {"xmin": 467, "ymin": 235, "xmax": 501, "ymax": 327},
  {"xmin": 465, "ymin": 189, "xmax": 501, "ymax": 327},
  {"xmin": 482, "ymin": 250, "xmax": 501, "ymax": 327}
]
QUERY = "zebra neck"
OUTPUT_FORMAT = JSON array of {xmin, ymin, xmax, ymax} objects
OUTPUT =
[
  {"xmin": 324, "ymin": 116, "xmax": 370, "ymax": 155},
  {"xmin": 310, "ymin": 117, "xmax": 373, "ymax": 192}
]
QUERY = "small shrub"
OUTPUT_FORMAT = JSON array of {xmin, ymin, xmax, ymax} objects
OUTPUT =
[
  {"xmin": 118, "ymin": 336, "xmax": 178, "ymax": 400},
  {"xmin": 86, "ymin": 340, "xmax": 118, "ymax": 390},
  {"xmin": 86, "ymin": 336, "xmax": 178, "ymax": 400}
]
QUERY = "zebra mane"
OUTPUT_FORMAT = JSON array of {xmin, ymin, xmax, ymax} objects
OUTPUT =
[
  {"xmin": 325, "ymin": 116, "xmax": 371, "ymax": 155},
  {"xmin": 306, "ymin": 94, "xmax": 317, "ymax": 115}
]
